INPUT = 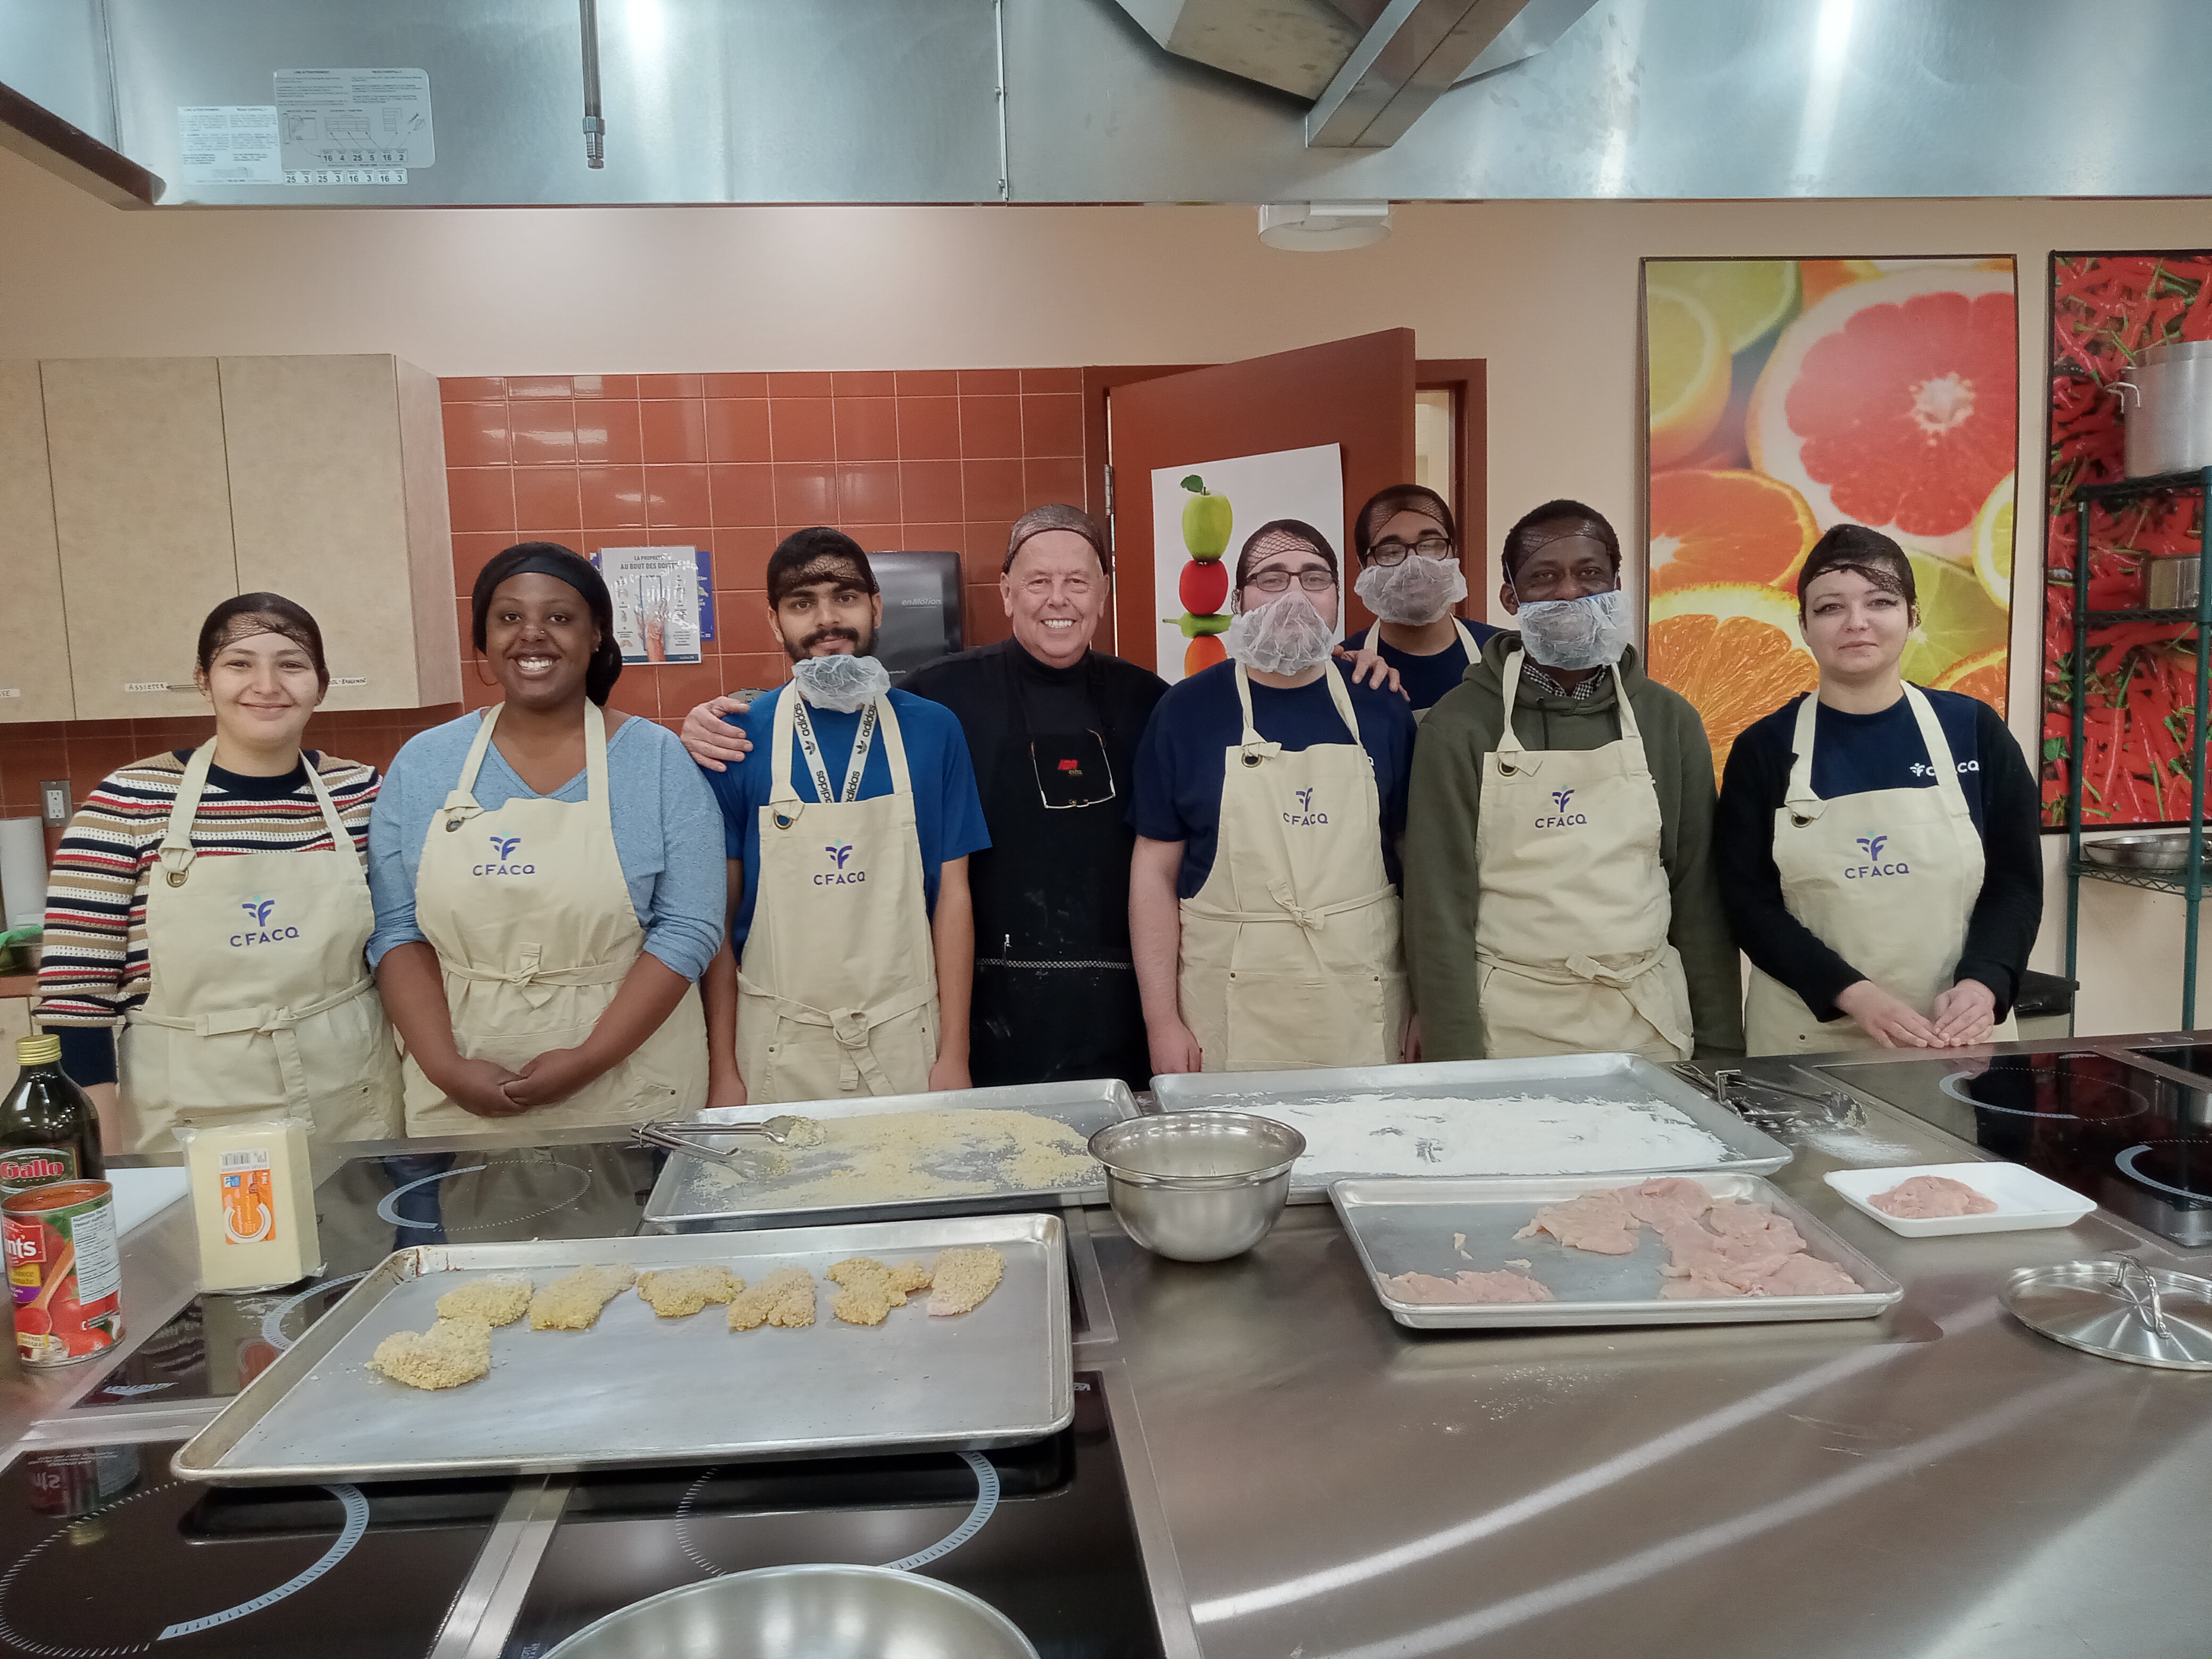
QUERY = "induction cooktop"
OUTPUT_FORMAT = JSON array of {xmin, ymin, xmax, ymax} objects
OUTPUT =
[{"xmin": 1817, "ymin": 1049, "xmax": 2212, "ymax": 1246}]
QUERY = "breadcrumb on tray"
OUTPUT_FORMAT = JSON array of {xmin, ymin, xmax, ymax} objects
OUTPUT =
[
  {"xmin": 728, "ymin": 1266, "xmax": 816, "ymax": 1330},
  {"xmin": 367, "ymin": 1317, "xmax": 491, "ymax": 1389},
  {"xmin": 638, "ymin": 1264, "xmax": 742, "ymax": 1318},
  {"xmin": 529, "ymin": 1264, "xmax": 640, "ymax": 1331},
  {"xmin": 435, "ymin": 1273, "xmax": 533, "ymax": 1328},
  {"xmin": 926, "ymin": 1246, "xmax": 1004, "ymax": 1316}
]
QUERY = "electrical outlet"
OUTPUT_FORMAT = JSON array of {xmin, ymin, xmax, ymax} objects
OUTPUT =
[{"xmin": 39, "ymin": 781, "xmax": 69, "ymax": 828}]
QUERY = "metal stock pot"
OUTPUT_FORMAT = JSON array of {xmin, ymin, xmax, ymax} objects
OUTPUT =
[{"xmin": 2116, "ymin": 339, "xmax": 2212, "ymax": 478}]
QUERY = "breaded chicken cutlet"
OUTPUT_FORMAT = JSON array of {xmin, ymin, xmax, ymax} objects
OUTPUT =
[
  {"xmin": 926, "ymin": 1246, "xmax": 1003, "ymax": 1316},
  {"xmin": 435, "ymin": 1273, "xmax": 533, "ymax": 1328},
  {"xmin": 637, "ymin": 1264, "xmax": 742, "ymax": 1318},
  {"xmin": 727, "ymin": 1266, "xmax": 816, "ymax": 1330},
  {"xmin": 367, "ymin": 1317, "xmax": 491, "ymax": 1389},
  {"xmin": 823, "ymin": 1255, "xmax": 931, "ymax": 1326},
  {"xmin": 529, "ymin": 1263, "xmax": 640, "ymax": 1331}
]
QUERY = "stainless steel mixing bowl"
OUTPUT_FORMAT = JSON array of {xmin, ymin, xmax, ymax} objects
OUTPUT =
[
  {"xmin": 542, "ymin": 1563, "xmax": 1039, "ymax": 1659},
  {"xmin": 1088, "ymin": 1112, "xmax": 1305, "ymax": 1262}
]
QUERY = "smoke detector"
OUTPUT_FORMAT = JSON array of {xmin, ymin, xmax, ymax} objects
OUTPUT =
[{"xmin": 1258, "ymin": 201, "xmax": 1392, "ymax": 251}]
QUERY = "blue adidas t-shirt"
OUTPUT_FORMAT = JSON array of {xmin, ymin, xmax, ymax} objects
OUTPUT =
[
  {"xmin": 703, "ymin": 686, "xmax": 992, "ymax": 944},
  {"xmin": 1731, "ymin": 687, "xmax": 1993, "ymax": 831},
  {"xmin": 1128, "ymin": 659, "xmax": 1419, "ymax": 898},
  {"xmin": 1343, "ymin": 619, "xmax": 1501, "ymax": 713}
]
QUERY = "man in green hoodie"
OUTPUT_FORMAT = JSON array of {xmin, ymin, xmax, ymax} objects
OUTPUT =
[{"xmin": 1404, "ymin": 499, "xmax": 1742, "ymax": 1062}]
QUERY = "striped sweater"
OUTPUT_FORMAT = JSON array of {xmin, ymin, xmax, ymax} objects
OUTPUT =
[{"xmin": 35, "ymin": 750, "xmax": 380, "ymax": 1085}]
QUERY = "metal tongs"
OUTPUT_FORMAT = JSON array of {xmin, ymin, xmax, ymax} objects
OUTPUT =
[
  {"xmin": 1672, "ymin": 1064, "xmax": 1862, "ymax": 1128},
  {"xmin": 632, "ymin": 1115, "xmax": 827, "ymax": 1178}
]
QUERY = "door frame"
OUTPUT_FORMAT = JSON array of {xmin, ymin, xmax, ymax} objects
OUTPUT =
[{"xmin": 1080, "ymin": 359, "xmax": 1487, "ymax": 655}]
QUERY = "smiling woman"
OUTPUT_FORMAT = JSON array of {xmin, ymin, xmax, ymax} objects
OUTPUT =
[
  {"xmin": 33, "ymin": 594, "xmax": 401, "ymax": 1153},
  {"xmin": 365, "ymin": 542, "xmax": 726, "ymax": 1137}
]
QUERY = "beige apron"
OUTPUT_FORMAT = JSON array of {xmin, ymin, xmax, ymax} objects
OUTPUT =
[
  {"xmin": 1472, "ymin": 649, "xmax": 1694, "ymax": 1062},
  {"xmin": 1745, "ymin": 686, "xmax": 2020, "ymax": 1055},
  {"xmin": 119, "ymin": 742, "xmax": 401, "ymax": 1153},
  {"xmin": 1178, "ymin": 664, "xmax": 1409, "ymax": 1072},
  {"xmin": 401, "ymin": 702, "xmax": 707, "ymax": 1135},
  {"xmin": 1411, "ymin": 619, "xmax": 1482, "ymax": 725},
  {"xmin": 736, "ymin": 689, "xmax": 940, "ymax": 1102}
]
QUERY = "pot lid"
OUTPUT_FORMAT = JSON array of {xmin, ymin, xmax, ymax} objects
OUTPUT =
[
  {"xmin": 2004, "ymin": 1258, "xmax": 2212, "ymax": 1370},
  {"xmin": 2142, "ymin": 338, "xmax": 2212, "ymax": 366}
]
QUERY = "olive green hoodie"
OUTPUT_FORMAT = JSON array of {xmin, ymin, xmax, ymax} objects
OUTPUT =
[{"xmin": 1403, "ymin": 632, "xmax": 1744, "ymax": 1060}]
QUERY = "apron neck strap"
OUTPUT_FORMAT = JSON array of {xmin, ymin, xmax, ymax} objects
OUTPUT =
[
  {"xmin": 448, "ymin": 700, "xmax": 610, "ymax": 816},
  {"xmin": 874, "ymin": 696, "xmax": 914, "ymax": 794},
  {"xmin": 1495, "ymin": 649, "xmax": 1641, "ymax": 767},
  {"xmin": 1787, "ymin": 685, "xmax": 1968, "ymax": 823},
  {"xmin": 771, "ymin": 688, "xmax": 911, "ymax": 805},
  {"xmin": 455, "ymin": 703, "xmax": 504, "ymax": 799},
  {"xmin": 1454, "ymin": 618, "xmax": 1479, "ymax": 656},
  {"xmin": 583, "ymin": 700, "xmax": 613, "ymax": 835},
  {"xmin": 1495, "ymin": 648, "xmax": 1530, "ymax": 756},
  {"xmin": 160, "ymin": 740, "xmax": 351, "ymax": 879},
  {"xmin": 1233, "ymin": 662, "xmax": 1361, "ymax": 750}
]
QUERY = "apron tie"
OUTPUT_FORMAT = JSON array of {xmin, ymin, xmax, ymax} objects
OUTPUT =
[
  {"xmin": 130, "ymin": 978, "xmax": 379, "ymax": 1119},
  {"xmin": 1184, "ymin": 883, "xmax": 1397, "ymax": 930},
  {"xmin": 446, "ymin": 949, "xmax": 629, "ymax": 1010},
  {"xmin": 739, "ymin": 975, "xmax": 937, "ymax": 1094},
  {"xmin": 1476, "ymin": 944, "xmax": 1693, "ymax": 1055}
]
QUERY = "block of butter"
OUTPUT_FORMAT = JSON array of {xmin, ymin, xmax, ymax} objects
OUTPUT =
[{"xmin": 180, "ymin": 1119, "xmax": 323, "ymax": 1293}]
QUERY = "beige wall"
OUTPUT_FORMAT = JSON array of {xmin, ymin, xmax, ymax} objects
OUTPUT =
[{"xmin": 4, "ymin": 145, "xmax": 2208, "ymax": 1032}]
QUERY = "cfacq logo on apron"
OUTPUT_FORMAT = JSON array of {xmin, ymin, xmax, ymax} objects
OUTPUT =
[
  {"xmin": 1534, "ymin": 787, "xmax": 1588, "ymax": 829},
  {"xmin": 229, "ymin": 895, "xmax": 301, "ymax": 948},
  {"xmin": 1846, "ymin": 833, "xmax": 1911, "ymax": 879},
  {"xmin": 474, "ymin": 834, "xmax": 537, "ymax": 876},
  {"xmin": 1283, "ymin": 787, "xmax": 1330, "ymax": 826},
  {"xmin": 817, "ymin": 842, "xmax": 867, "ymax": 885}
]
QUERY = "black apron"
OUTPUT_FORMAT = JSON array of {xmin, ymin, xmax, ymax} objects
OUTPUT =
[{"xmin": 968, "ymin": 651, "xmax": 1151, "ymax": 1092}]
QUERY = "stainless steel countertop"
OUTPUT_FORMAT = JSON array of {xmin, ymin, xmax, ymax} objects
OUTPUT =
[
  {"xmin": 1087, "ymin": 1041, "xmax": 2212, "ymax": 1659},
  {"xmin": 9, "ymin": 1042, "xmax": 2211, "ymax": 1657}
]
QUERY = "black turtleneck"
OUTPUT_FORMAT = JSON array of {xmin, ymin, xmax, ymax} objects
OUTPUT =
[{"xmin": 902, "ymin": 638, "xmax": 1166, "ymax": 804}]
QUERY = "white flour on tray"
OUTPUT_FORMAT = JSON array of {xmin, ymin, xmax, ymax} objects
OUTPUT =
[{"xmin": 1258, "ymin": 1093, "xmax": 1731, "ymax": 1177}]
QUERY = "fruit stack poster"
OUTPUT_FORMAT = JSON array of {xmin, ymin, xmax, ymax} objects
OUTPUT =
[
  {"xmin": 1150, "ymin": 443, "xmax": 1345, "ymax": 684},
  {"xmin": 2043, "ymin": 251, "xmax": 2210, "ymax": 827},
  {"xmin": 1641, "ymin": 258, "xmax": 2018, "ymax": 772}
]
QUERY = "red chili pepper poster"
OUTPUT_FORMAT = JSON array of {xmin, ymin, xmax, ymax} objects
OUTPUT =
[
  {"xmin": 1642, "ymin": 258, "xmax": 2016, "ymax": 773},
  {"xmin": 2043, "ymin": 252, "xmax": 2208, "ymax": 827}
]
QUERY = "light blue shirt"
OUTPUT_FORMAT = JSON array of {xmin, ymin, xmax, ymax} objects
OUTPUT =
[{"xmin": 367, "ymin": 710, "xmax": 726, "ymax": 981}]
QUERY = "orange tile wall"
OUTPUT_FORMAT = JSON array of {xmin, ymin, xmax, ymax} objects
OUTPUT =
[{"xmin": 0, "ymin": 365, "xmax": 1093, "ymax": 825}]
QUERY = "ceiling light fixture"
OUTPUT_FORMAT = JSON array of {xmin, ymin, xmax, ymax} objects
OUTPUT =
[{"xmin": 1258, "ymin": 201, "xmax": 1392, "ymax": 252}]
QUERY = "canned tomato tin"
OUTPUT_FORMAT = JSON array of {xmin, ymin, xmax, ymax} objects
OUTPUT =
[{"xmin": 4, "ymin": 1180, "xmax": 123, "ymax": 1366}]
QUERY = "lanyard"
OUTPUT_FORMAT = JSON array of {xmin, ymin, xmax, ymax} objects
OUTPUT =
[{"xmin": 790, "ymin": 696, "xmax": 877, "ymax": 804}]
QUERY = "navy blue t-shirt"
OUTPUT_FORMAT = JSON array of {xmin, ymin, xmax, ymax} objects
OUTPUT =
[
  {"xmin": 703, "ymin": 686, "xmax": 992, "ymax": 944},
  {"xmin": 1129, "ymin": 660, "xmax": 1419, "ymax": 897},
  {"xmin": 1343, "ymin": 619, "xmax": 1501, "ymax": 713},
  {"xmin": 1732, "ymin": 688, "xmax": 1993, "ymax": 830}
]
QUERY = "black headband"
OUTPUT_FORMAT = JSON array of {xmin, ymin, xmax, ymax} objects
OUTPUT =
[{"xmin": 497, "ymin": 550, "xmax": 604, "ymax": 602}]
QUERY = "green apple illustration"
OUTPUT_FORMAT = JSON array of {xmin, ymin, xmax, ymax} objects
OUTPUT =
[{"xmin": 1180, "ymin": 475, "xmax": 1232, "ymax": 560}]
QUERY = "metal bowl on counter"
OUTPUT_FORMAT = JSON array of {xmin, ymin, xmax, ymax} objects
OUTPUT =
[
  {"xmin": 2083, "ymin": 831, "xmax": 2206, "ymax": 871},
  {"xmin": 1088, "ymin": 1112, "xmax": 1304, "ymax": 1262},
  {"xmin": 542, "ymin": 1563, "xmax": 1039, "ymax": 1659}
]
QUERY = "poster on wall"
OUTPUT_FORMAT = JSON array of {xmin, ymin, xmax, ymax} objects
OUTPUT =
[
  {"xmin": 2041, "ymin": 252, "xmax": 2208, "ymax": 827},
  {"xmin": 592, "ymin": 547, "xmax": 714, "ymax": 664},
  {"xmin": 1640, "ymin": 257, "xmax": 2018, "ymax": 772},
  {"xmin": 1150, "ymin": 443, "xmax": 1345, "ymax": 685}
]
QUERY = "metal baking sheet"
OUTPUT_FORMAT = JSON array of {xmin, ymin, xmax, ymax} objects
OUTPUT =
[
  {"xmin": 642, "ymin": 1079, "xmax": 1138, "ymax": 1233},
  {"xmin": 1152, "ymin": 1054, "xmax": 1790, "ymax": 1201},
  {"xmin": 172, "ymin": 1213, "xmax": 1069, "ymax": 1485},
  {"xmin": 1330, "ymin": 1172, "xmax": 1902, "ymax": 1329}
]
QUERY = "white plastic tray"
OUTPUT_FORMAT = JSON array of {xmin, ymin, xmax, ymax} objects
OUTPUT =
[{"xmin": 1823, "ymin": 1162, "xmax": 2097, "ymax": 1237}]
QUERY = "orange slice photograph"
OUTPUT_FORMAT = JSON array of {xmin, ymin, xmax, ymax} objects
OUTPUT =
[
  {"xmin": 1647, "ymin": 470, "xmax": 1818, "ymax": 596},
  {"xmin": 1646, "ymin": 585, "xmax": 1821, "ymax": 770}
]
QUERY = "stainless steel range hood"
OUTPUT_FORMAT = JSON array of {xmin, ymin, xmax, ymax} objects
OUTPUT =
[{"xmin": 6, "ymin": 0, "xmax": 2212, "ymax": 207}]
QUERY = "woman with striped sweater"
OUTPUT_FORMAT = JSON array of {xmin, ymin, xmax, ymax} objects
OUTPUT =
[{"xmin": 35, "ymin": 594, "xmax": 402, "ymax": 1152}]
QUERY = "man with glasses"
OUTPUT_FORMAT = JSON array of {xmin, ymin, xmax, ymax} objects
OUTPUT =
[
  {"xmin": 1129, "ymin": 519, "xmax": 1419, "ymax": 1074},
  {"xmin": 1341, "ymin": 484, "xmax": 1499, "ymax": 718},
  {"xmin": 1403, "ymin": 499, "xmax": 1742, "ymax": 1063}
]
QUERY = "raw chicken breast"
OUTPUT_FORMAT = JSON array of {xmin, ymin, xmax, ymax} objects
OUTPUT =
[
  {"xmin": 1757, "ymin": 1254, "xmax": 1863, "ymax": 1295},
  {"xmin": 1380, "ymin": 1268, "xmax": 1554, "ymax": 1305},
  {"xmin": 1619, "ymin": 1177, "xmax": 1715, "ymax": 1229},
  {"xmin": 1871, "ymin": 1175, "xmax": 1998, "ymax": 1219},
  {"xmin": 1513, "ymin": 1190, "xmax": 1638, "ymax": 1255}
]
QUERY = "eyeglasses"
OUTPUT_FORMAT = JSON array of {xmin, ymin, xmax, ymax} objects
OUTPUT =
[
  {"xmin": 1246, "ymin": 567, "xmax": 1338, "ymax": 593},
  {"xmin": 1366, "ymin": 537, "xmax": 1453, "ymax": 566}
]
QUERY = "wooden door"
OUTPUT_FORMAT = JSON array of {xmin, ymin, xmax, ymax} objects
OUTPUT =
[
  {"xmin": 1107, "ymin": 330, "xmax": 1415, "ymax": 676},
  {"xmin": 44, "ymin": 358, "xmax": 239, "ymax": 720},
  {"xmin": 223, "ymin": 355, "xmax": 459, "ymax": 711},
  {"xmin": 0, "ymin": 362, "xmax": 74, "ymax": 722}
]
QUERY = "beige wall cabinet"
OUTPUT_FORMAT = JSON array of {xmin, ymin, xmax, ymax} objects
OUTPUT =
[
  {"xmin": 41, "ymin": 357, "xmax": 238, "ymax": 722},
  {"xmin": 221, "ymin": 355, "xmax": 459, "ymax": 712},
  {"xmin": 0, "ymin": 361, "xmax": 74, "ymax": 723},
  {"xmin": 22, "ymin": 354, "xmax": 456, "ymax": 723}
]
